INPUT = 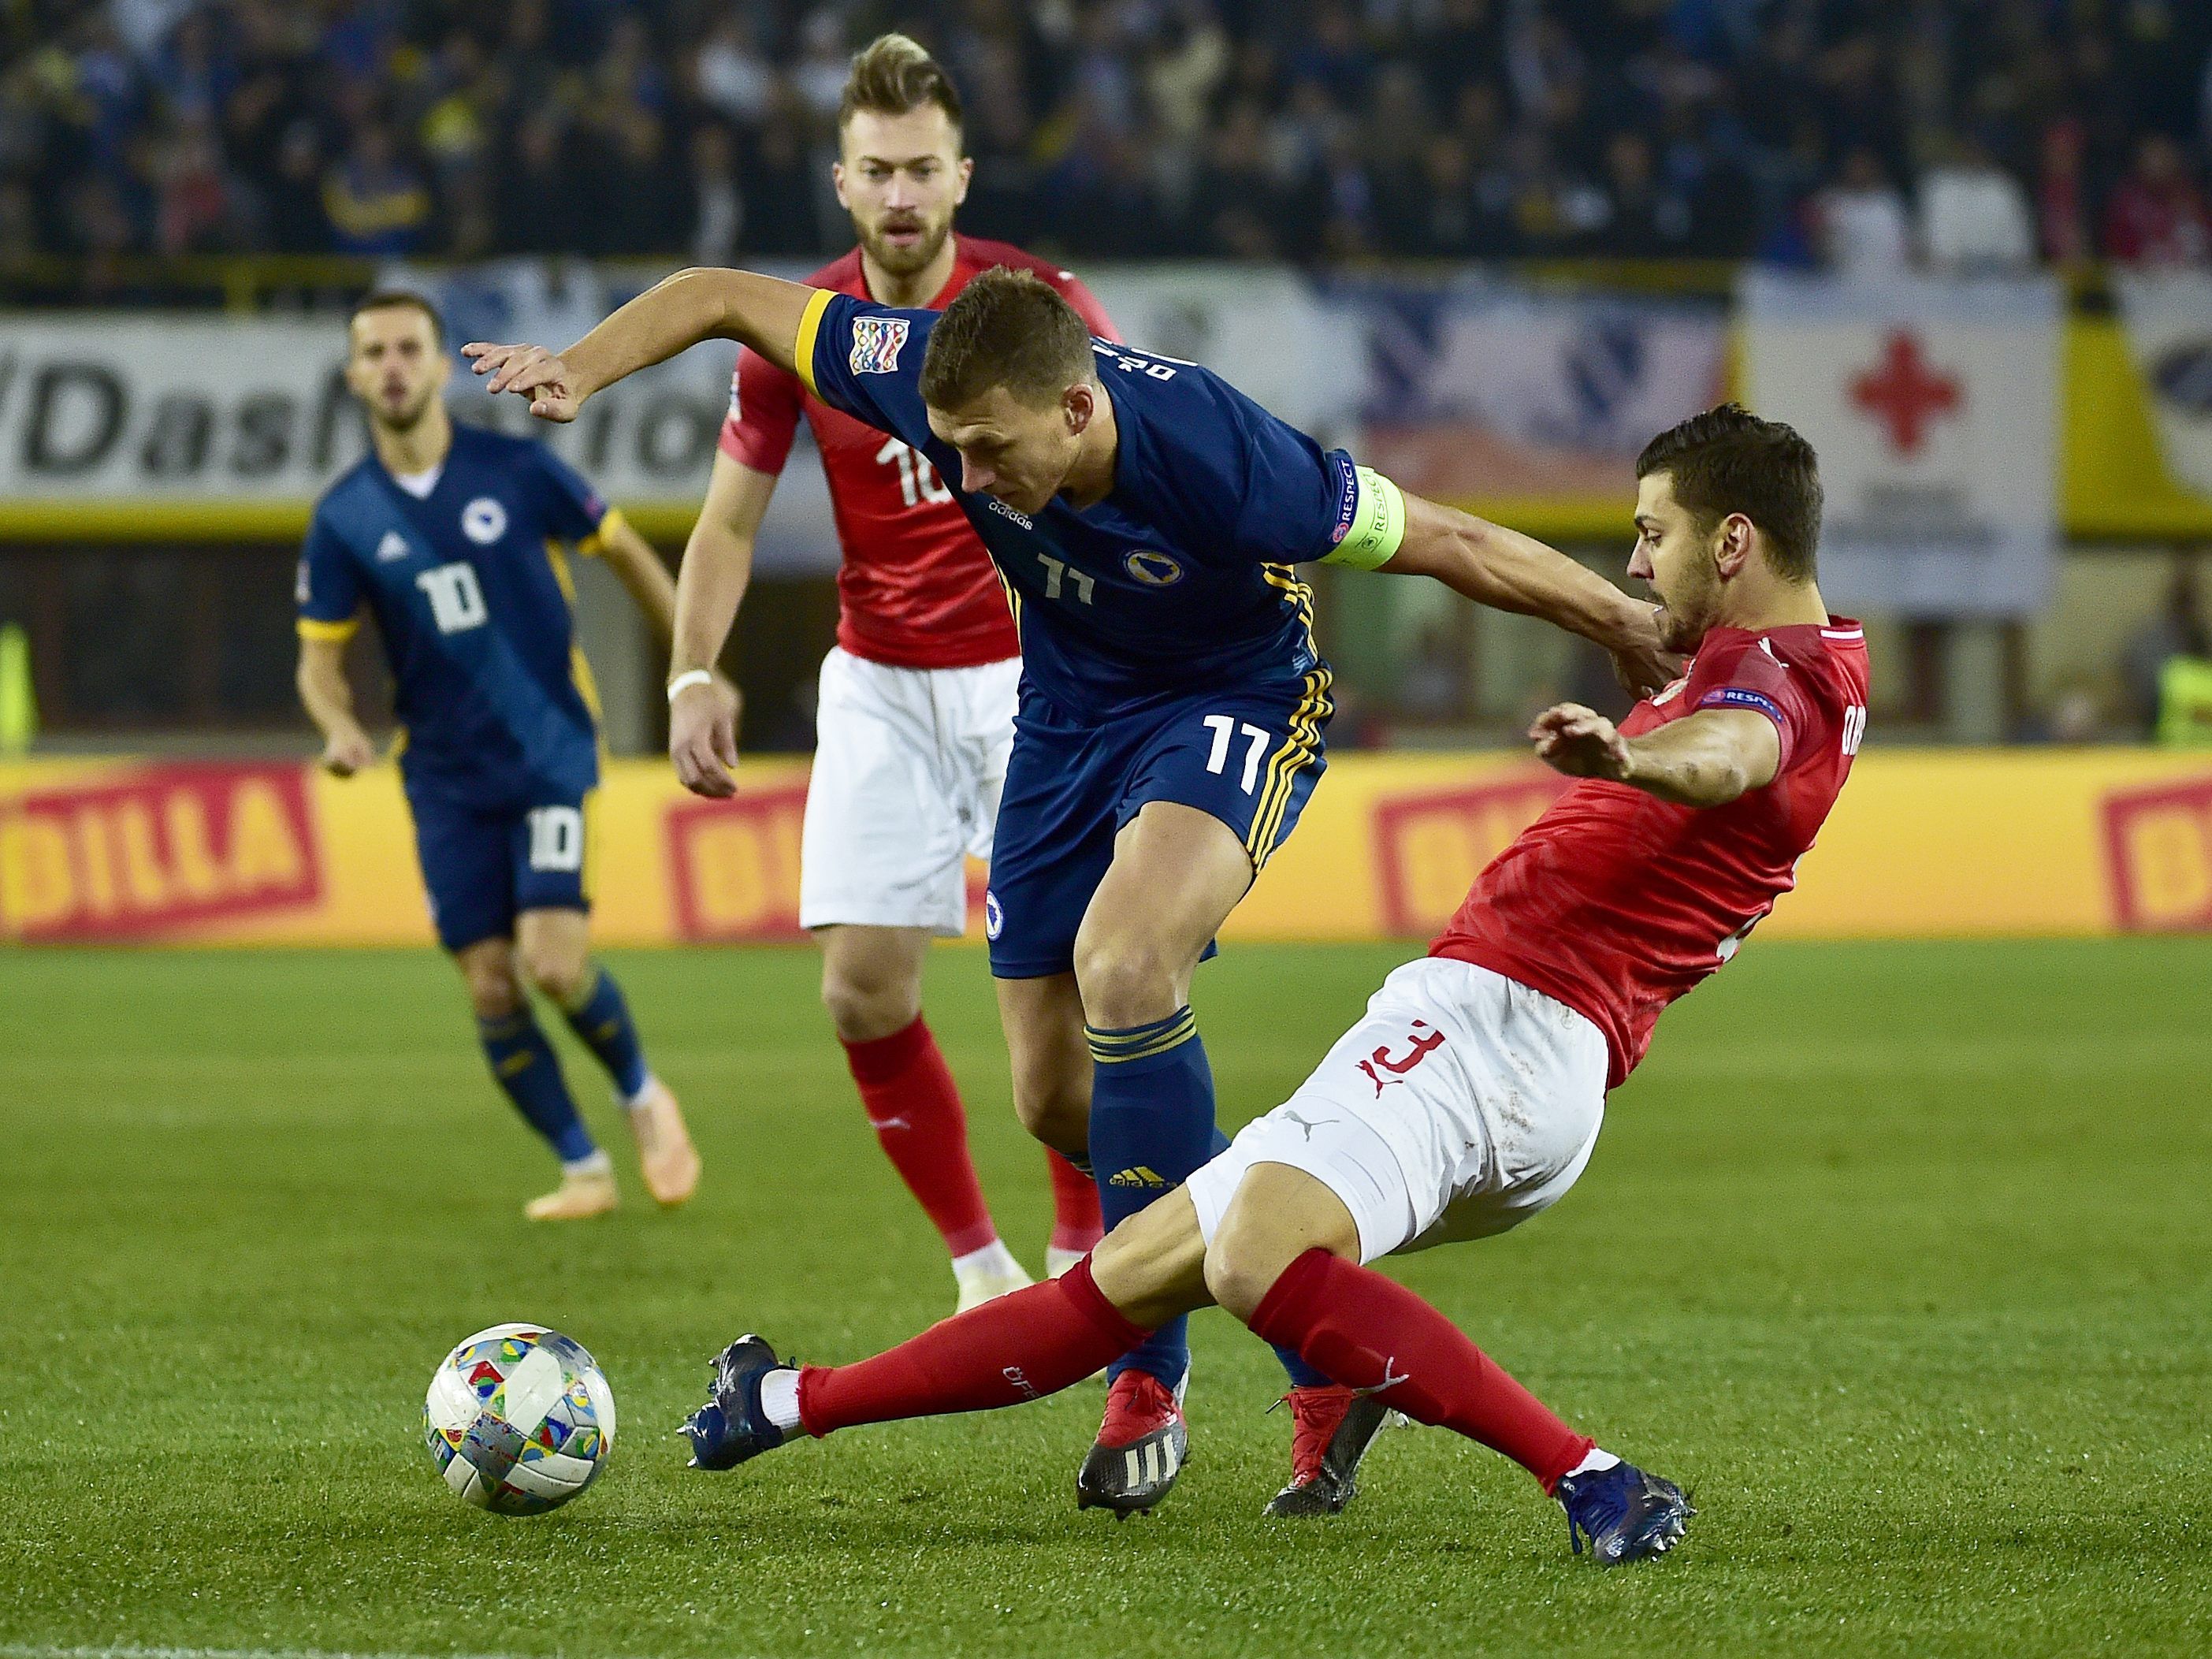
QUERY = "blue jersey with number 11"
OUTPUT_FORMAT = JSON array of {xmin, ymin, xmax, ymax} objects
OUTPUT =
[{"xmin": 797, "ymin": 290, "xmax": 1370, "ymax": 721}]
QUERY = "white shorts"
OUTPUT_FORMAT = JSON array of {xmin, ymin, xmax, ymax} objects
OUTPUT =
[
  {"xmin": 1187, "ymin": 958, "xmax": 1608, "ymax": 1264},
  {"xmin": 797, "ymin": 646, "xmax": 1020, "ymax": 936}
]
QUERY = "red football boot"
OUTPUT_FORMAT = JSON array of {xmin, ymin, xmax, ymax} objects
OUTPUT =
[{"xmin": 1076, "ymin": 1369, "xmax": 1188, "ymax": 1516}]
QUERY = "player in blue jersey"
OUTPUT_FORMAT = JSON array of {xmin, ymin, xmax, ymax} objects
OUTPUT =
[
  {"xmin": 467, "ymin": 269, "xmax": 1670, "ymax": 1509},
  {"xmin": 297, "ymin": 290, "xmax": 719, "ymax": 1221}
]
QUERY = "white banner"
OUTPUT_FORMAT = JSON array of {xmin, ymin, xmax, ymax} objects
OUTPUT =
[
  {"xmin": 0, "ymin": 262, "xmax": 1352, "ymax": 573},
  {"xmin": 1084, "ymin": 265, "xmax": 1361, "ymax": 441},
  {"xmin": 1344, "ymin": 277, "xmax": 1728, "ymax": 504},
  {"xmin": 1739, "ymin": 272, "xmax": 2061, "ymax": 617},
  {"xmin": 2112, "ymin": 271, "xmax": 2212, "ymax": 500},
  {"xmin": 0, "ymin": 308, "xmax": 767, "ymax": 530}
]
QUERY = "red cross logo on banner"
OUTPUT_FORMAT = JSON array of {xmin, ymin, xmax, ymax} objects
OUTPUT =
[{"xmin": 1849, "ymin": 329, "xmax": 1962, "ymax": 456}]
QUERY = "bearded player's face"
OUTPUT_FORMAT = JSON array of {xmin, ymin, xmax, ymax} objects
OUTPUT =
[
  {"xmin": 1627, "ymin": 471, "xmax": 1727, "ymax": 656},
  {"xmin": 346, "ymin": 307, "xmax": 448, "ymax": 433},
  {"xmin": 835, "ymin": 106, "xmax": 972, "ymax": 280}
]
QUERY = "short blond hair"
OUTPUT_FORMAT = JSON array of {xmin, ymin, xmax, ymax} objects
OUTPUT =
[{"xmin": 838, "ymin": 33, "xmax": 963, "ymax": 136}]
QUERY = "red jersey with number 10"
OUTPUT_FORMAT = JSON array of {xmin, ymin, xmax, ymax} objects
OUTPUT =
[
  {"xmin": 717, "ymin": 236, "xmax": 1117, "ymax": 670},
  {"xmin": 1433, "ymin": 619, "xmax": 1870, "ymax": 1088}
]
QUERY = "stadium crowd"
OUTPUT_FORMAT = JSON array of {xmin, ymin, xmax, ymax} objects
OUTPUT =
[{"xmin": 2, "ymin": 0, "xmax": 2210, "ymax": 275}]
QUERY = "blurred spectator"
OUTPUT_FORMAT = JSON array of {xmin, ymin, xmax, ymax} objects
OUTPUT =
[
  {"xmin": 2122, "ymin": 554, "xmax": 2212, "ymax": 739},
  {"xmin": 579, "ymin": 108, "xmax": 689, "ymax": 259},
  {"xmin": 262, "ymin": 119, "xmax": 331, "ymax": 251},
  {"xmin": 322, "ymin": 122, "xmax": 429, "ymax": 255},
  {"xmin": 494, "ymin": 113, "xmax": 574, "ymax": 255},
  {"xmin": 2035, "ymin": 119, "xmax": 2094, "ymax": 266},
  {"xmin": 2102, "ymin": 134, "xmax": 2212, "ymax": 266},
  {"xmin": 1814, "ymin": 147, "xmax": 1911, "ymax": 278},
  {"xmin": 790, "ymin": 9, "xmax": 853, "ymax": 128},
  {"xmin": 693, "ymin": 18, "xmax": 775, "ymax": 132},
  {"xmin": 0, "ymin": 177, "xmax": 35, "ymax": 260},
  {"xmin": 689, "ymin": 124, "xmax": 741, "ymax": 265},
  {"xmin": 1920, "ymin": 132, "xmax": 2036, "ymax": 274},
  {"xmin": 154, "ymin": 113, "xmax": 232, "ymax": 253},
  {"xmin": 738, "ymin": 114, "xmax": 822, "ymax": 257},
  {"xmin": 1586, "ymin": 132, "xmax": 1693, "ymax": 258}
]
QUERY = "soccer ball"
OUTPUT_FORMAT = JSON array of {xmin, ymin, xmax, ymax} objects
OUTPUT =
[{"xmin": 424, "ymin": 1323, "xmax": 615, "ymax": 1515}]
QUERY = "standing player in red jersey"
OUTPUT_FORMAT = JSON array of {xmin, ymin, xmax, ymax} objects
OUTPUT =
[
  {"xmin": 675, "ymin": 406, "xmax": 1869, "ymax": 1557},
  {"xmin": 664, "ymin": 35, "xmax": 1114, "ymax": 1312}
]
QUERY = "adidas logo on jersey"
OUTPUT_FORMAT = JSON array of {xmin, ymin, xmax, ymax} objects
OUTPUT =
[
  {"xmin": 1107, "ymin": 1166, "xmax": 1168, "ymax": 1189},
  {"xmin": 375, "ymin": 530, "xmax": 411, "ymax": 562}
]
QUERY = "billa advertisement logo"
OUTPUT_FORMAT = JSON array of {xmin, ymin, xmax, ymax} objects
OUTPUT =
[
  {"xmin": 2101, "ymin": 776, "xmax": 2212, "ymax": 932},
  {"xmin": 0, "ymin": 764, "xmax": 322, "ymax": 941},
  {"xmin": 664, "ymin": 787, "xmax": 809, "ymax": 943},
  {"xmin": 1372, "ymin": 772, "xmax": 1568, "ymax": 936}
]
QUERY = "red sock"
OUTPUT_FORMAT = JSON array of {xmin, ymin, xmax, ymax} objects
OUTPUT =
[
  {"xmin": 798, "ymin": 1256, "xmax": 1147, "ymax": 1436},
  {"xmin": 1248, "ymin": 1248, "xmax": 1593, "ymax": 1492},
  {"xmin": 1047, "ymin": 1149, "xmax": 1103, "ymax": 1255},
  {"xmin": 842, "ymin": 1017, "xmax": 997, "ymax": 1259}
]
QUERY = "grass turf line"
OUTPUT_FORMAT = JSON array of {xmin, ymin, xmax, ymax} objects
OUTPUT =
[{"xmin": 2, "ymin": 939, "xmax": 2207, "ymax": 1658}]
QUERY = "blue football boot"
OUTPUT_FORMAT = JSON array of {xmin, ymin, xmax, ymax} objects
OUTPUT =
[
  {"xmin": 1555, "ymin": 1461, "xmax": 1695, "ymax": 1564},
  {"xmin": 678, "ymin": 1334, "xmax": 794, "ymax": 1471}
]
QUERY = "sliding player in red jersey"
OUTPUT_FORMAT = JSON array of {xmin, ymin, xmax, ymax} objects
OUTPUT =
[
  {"xmin": 664, "ymin": 36, "xmax": 1114, "ymax": 1311},
  {"xmin": 677, "ymin": 405, "xmax": 1870, "ymax": 1557}
]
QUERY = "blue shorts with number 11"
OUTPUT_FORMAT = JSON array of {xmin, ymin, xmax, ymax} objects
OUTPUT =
[{"xmin": 984, "ymin": 671, "xmax": 1333, "ymax": 980}]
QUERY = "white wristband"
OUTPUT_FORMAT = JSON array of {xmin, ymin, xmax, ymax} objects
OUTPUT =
[{"xmin": 666, "ymin": 669, "xmax": 714, "ymax": 703}]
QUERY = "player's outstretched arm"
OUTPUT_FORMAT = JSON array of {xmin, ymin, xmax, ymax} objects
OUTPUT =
[
  {"xmin": 463, "ymin": 269, "xmax": 822, "ymax": 422},
  {"xmin": 1530, "ymin": 702, "xmax": 1779, "ymax": 808},
  {"xmin": 295, "ymin": 635, "xmax": 374, "ymax": 777},
  {"xmin": 667, "ymin": 452, "xmax": 777, "ymax": 798},
  {"xmin": 1384, "ymin": 491, "xmax": 1676, "ymax": 694}
]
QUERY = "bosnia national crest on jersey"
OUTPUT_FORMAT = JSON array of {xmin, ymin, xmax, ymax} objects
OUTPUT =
[{"xmin": 849, "ymin": 316, "xmax": 910, "ymax": 376}]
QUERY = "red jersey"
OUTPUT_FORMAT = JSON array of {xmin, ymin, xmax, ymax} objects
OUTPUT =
[
  {"xmin": 717, "ymin": 235, "xmax": 1117, "ymax": 670},
  {"xmin": 1434, "ymin": 619, "xmax": 1871, "ymax": 1088}
]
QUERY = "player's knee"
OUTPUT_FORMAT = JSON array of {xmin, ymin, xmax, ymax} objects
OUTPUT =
[
  {"xmin": 1203, "ymin": 1198, "xmax": 1318, "ymax": 1322},
  {"xmin": 1010, "ymin": 1072, "xmax": 1089, "ymax": 1155},
  {"xmin": 1071, "ymin": 932, "xmax": 1177, "ymax": 1030},
  {"xmin": 1093, "ymin": 1207, "xmax": 1206, "ymax": 1330},
  {"xmin": 519, "ymin": 946, "xmax": 591, "ymax": 1007},
  {"xmin": 1009, "ymin": 1040, "xmax": 1091, "ymax": 1154},
  {"xmin": 461, "ymin": 956, "xmax": 523, "ymax": 1021},
  {"xmin": 1200, "ymin": 1236, "xmax": 1283, "ymax": 1323},
  {"xmin": 820, "ymin": 960, "xmax": 920, "ymax": 1045}
]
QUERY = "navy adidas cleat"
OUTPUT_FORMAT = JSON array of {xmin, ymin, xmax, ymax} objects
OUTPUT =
[
  {"xmin": 1076, "ymin": 1369, "xmax": 1188, "ymax": 1517},
  {"xmin": 1263, "ymin": 1386, "xmax": 1398, "ymax": 1518},
  {"xmin": 678, "ymin": 1334, "xmax": 794, "ymax": 1471},
  {"xmin": 1555, "ymin": 1461, "xmax": 1695, "ymax": 1564}
]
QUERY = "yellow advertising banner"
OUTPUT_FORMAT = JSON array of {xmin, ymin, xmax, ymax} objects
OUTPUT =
[{"xmin": 6, "ymin": 750, "xmax": 2212, "ymax": 947}]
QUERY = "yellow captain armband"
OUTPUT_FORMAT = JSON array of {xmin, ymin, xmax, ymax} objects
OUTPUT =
[
  {"xmin": 1320, "ymin": 466, "xmax": 1407, "ymax": 571},
  {"xmin": 296, "ymin": 616, "xmax": 360, "ymax": 642}
]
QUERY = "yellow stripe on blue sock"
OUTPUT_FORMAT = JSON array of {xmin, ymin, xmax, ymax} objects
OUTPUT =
[{"xmin": 1086, "ymin": 1009, "xmax": 1199, "ymax": 1065}]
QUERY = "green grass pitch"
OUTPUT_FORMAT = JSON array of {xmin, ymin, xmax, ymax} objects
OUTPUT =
[{"xmin": 2, "ymin": 939, "xmax": 2208, "ymax": 1658}]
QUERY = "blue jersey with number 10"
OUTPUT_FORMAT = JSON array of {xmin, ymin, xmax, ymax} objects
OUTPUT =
[
  {"xmin": 296, "ymin": 424, "xmax": 614, "ymax": 807},
  {"xmin": 797, "ymin": 290, "xmax": 1368, "ymax": 721}
]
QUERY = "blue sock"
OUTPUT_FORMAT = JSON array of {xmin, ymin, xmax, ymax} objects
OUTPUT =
[
  {"xmin": 1206, "ymin": 1123, "xmax": 1332, "ymax": 1391},
  {"xmin": 478, "ymin": 1010, "xmax": 597, "ymax": 1163},
  {"xmin": 560, "ymin": 967, "xmax": 650, "ymax": 1100},
  {"xmin": 1087, "ymin": 1010, "xmax": 1219, "ymax": 1392}
]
